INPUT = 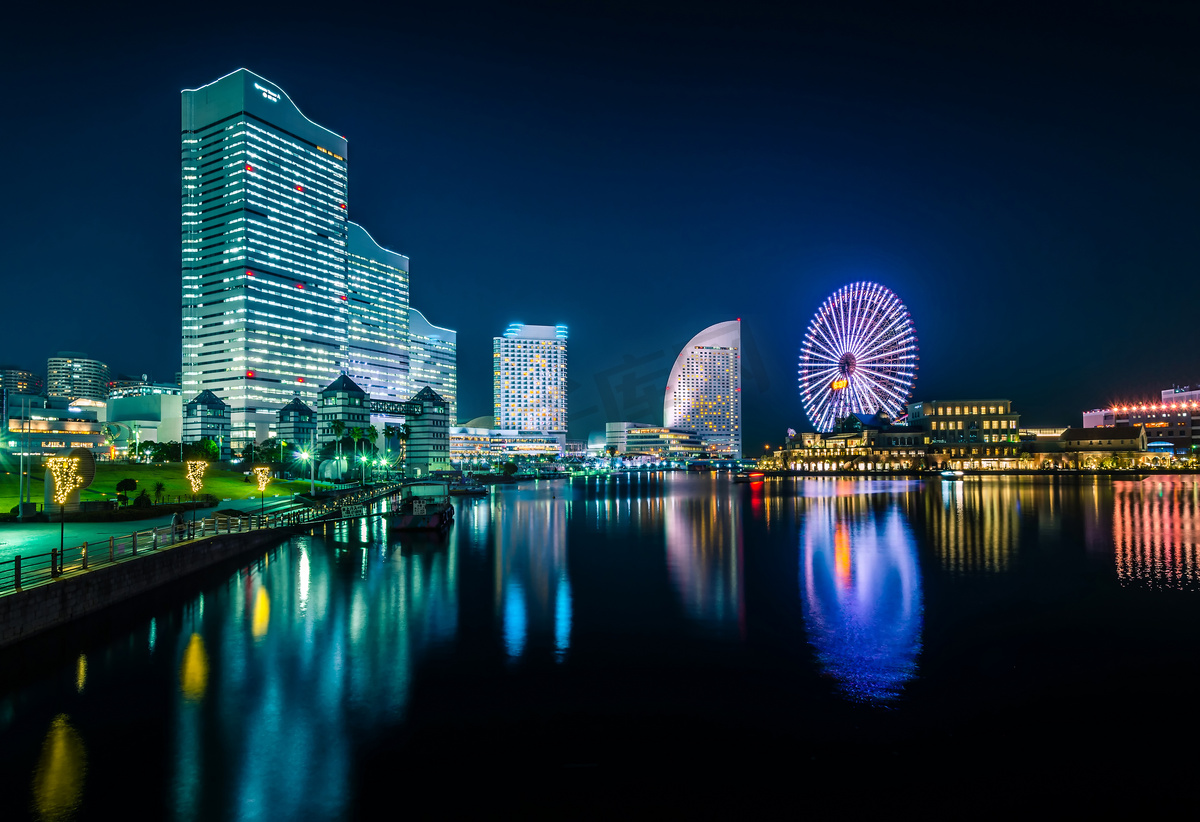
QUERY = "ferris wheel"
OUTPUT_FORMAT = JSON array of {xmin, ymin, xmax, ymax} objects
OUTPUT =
[{"xmin": 798, "ymin": 282, "xmax": 918, "ymax": 432}]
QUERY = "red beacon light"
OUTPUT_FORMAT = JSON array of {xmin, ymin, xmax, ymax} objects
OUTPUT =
[
  {"xmin": 296, "ymin": 283, "xmax": 304, "ymax": 289},
  {"xmin": 295, "ymin": 185, "xmax": 304, "ymax": 192},
  {"xmin": 246, "ymin": 370, "xmax": 255, "ymax": 378},
  {"xmin": 245, "ymin": 164, "xmax": 253, "ymax": 172},
  {"xmin": 297, "ymin": 377, "xmax": 304, "ymax": 383}
]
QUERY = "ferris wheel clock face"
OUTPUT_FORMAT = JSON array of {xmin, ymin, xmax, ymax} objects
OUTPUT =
[{"xmin": 798, "ymin": 282, "xmax": 918, "ymax": 433}]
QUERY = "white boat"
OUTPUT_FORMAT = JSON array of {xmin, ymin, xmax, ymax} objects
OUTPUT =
[{"xmin": 940, "ymin": 470, "xmax": 964, "ymax": 479}]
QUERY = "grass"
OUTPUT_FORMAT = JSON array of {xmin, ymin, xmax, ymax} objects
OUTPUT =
[{"xmin": 0, "ymin": 462, "xmax": 329, "ymax": 512}]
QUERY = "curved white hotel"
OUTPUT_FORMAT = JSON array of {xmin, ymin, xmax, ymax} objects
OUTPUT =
[{"xmin": 663, "ymin": 320, "xmax": 742, "ymax": 458}]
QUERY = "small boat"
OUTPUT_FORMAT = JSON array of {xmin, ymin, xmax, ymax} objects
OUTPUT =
[
  {"xmin": 449, "ymin": 477, "xmax": 487, "ymax": 496},
  {"xmin": 940, "ymin": 470, "xmax": 965, "ymax": 479},
  {"xmin": 733, "ymin": 470, "xmax": 766, "ymax": 483},
  {"xmin": 383, "ymin": 481, "xmax": 455, "ymax": 530}
]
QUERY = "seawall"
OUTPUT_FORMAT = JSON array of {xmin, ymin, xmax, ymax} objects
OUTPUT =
[{"xmin": 0, "ymin": 526, "xmax": 304, "ymax": 649}]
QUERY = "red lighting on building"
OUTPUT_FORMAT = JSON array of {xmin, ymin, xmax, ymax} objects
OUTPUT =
[
  {"xmin": 296, "ymin": 185, "xmax": 303, "ymax": 191},
  {"xmin": 298, "ymin": 377, "xmax": 304, "ymax": 383},
  {"xmin": 340, "ymin": 203, "xmax": 347, "ymax": 209},
  {"xmin": 246, "ymin": 370, "xmax": 255, "ymax": 378},
  {"xmin": 296, "ymin": 283, "xmax": 304, "ymax": 289},
  {"xmin": 340, "ymin": 295, "xmax": 347, "ymax": 301},
  {"xmin": 245, "ymin": 164, "xmax": 253, "ymax": 171}
]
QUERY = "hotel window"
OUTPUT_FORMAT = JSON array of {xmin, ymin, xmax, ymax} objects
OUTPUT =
[{"xmin": 989, "ymin": 406, "xmax": 996, "ymax": 414}]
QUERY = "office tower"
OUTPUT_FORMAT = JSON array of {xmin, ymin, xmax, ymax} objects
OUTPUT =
[
  {"xmin": 181, "ymin": 69, "xmax": 349, "ymax": 451},
  {"xmin": 409, "ymin": 308, "xmax": 458, "ymax": 424},
  {"xmin": 493, "ymin": 323, "xmax": 568, "ymax": 433},
  {"xmin": 46, "ymin": 352, "xmax": 110, "ymax": 403},
  {"xmin": 345, "ymin": 222, "xmax": 410, "ymax": 403},
  {"xmin": 663, "ymin": 320, "xmax": 741, "ymax": 458},
  {"xmin": 1, "ymin": 367, "xmax": 44, "ymax": 396}
]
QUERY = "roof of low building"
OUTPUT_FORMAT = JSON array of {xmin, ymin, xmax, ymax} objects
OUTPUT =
[
  {"xmin": 278, "ymin": 397, "xmax": 314, "ymax": 415},
  {"xmin": 1061, "ymin": 426, "xmax": 1144, "ymax": 441},
  {"xmin": 321, "ymin": 374, "xmax": 366, "ymax": 395}
]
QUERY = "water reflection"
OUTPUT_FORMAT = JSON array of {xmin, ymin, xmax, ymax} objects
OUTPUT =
[
  {"xmin": 927, "ymin": 480, "xmax": 1019, "ymax": 574},
  {"xmin": 494, "ymin": 496, "xmax": 572, "ymax": 662},
  {"xmin": 664, "ymin": 494, "xmax": 743, "ymax": 636},
  {"xmin": 31, "ymin": 714, "xmax": 86, "ymax": 822},
  {"xmin": 1113, "ymin": 479, "xmax": 1200, "ymax": 590},
  {"xmin": 800, "ymin": 494, "xmax": 923, "ymax": 703}
]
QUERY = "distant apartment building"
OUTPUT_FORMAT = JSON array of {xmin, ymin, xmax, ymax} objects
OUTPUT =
[
  {"xmin": 1, "ymin": 367, "xmax": 44, "ymax": 396},
  {"xmin": 664, "ymin": 320, "xmax": 741, "ymax": 458},
  {"xmin": 46, "ymin": 352, "xmax": 109, "ymax": 403},
  {"xmin": 408, "ymin": 308, "xmax": 457, "ymax": 423},
  {"xmin": 493, "ymin": 323, "xmax": 568, "ymax": 433}
]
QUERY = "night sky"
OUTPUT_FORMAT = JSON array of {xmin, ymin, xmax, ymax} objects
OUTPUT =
[{"xmin": 3, "ymin": 1, "xmax": 1197, "ymax": 447}]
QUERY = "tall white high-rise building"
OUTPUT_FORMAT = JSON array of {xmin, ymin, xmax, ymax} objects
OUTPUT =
[
  {"xmin": 46, "ymin": 352, "xmax": 109, "ymax": 403},
  {"xmin": 664, "ymin": 320, "xmax": 742, "ymax": 458},
  {"xmin": 181, "ymin": 69, "xmax": 350, "ymax": 449},
  {"xmin": 408, "ymin": 308, "xmax": 457, "ymax": 424},
  {"xmin": 345, "ymin": 222, "xmax": 410, "ymax": 403},
  {"xmin": 493, "ymin": 323, "xmax": 568, "ymax": 433}
]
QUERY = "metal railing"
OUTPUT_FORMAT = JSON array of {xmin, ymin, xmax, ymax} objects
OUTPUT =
[{"xmin": 0, "ymin": 482, "xmax": 404, "ymax": 596}]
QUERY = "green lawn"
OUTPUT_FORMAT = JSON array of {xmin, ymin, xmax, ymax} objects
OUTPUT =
[{"xmin": 0, "ymin": 463, "xmax": 325, "ymax": 512}]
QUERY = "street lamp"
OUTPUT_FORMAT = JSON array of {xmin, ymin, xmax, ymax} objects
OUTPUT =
[
  {"xmin": 47, "ymin": 457, "xmax": 83, "ymax": 568},
  {"xmin": 359, "ymin": 454, "xmax": 369, "ymax": 485},
  {"xmin": 185, "ymin": 461, "xmax": 208, "ymax": 536},
  {"xmin": 253, "ymin": 466, "xmax": 270, "ymax": 516}
]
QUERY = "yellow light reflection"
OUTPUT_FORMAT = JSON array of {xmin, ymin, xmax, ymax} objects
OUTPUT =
[
  {"xmin": 252, "ymin": 587, "xmax": 271, "ymax": 638},
  {"xmin": 180, "ymin": 633, "xmax": 209, "ymax": 702},
  {"xmin": 75, "ymin": 655, "xmax": 87, "ymax": 694},
  {"xmin": 32, "ymin": 714, "xmax": 87, "ymax": 822}
]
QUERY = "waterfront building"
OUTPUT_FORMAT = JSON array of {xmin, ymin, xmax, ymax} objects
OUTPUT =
[
  {"xmin": 182, "ymin": 390, "xmax": 231, "ymax": 460},
  {"xmin": 449, "ymin": 423, "xmax": 566, "ymax": 465},
  {"xmin": 317, "ymin": 375, "xmax": 370, "ymax": 444},
  {"xmin": 276, "ymin": 396, "xmax": 317, "ymax": 450},
  {"xmin": 624, "ymin": 427, "xmax": 705, "ymax": 460},
  {"xmin": 664, "ymin": 320, "xmax": 741, "ymax": 458},
  {"xmin": 108, "ymin": 392, "xmax": 183, "ymax": 452},
  {"xmin": 408, "ymin": 308, "xmax": 457, "ymax": 423},
  {"xmin": 46, "ymin": 352, "xmax": 109, "ymax": 403},
  {"xmin": 780, "ymin": 412, "xmax": 932, "ymax": 472},
  {"xmin": 107, "ymin": 381, "xmax": 182, "ymax": 400},
  {"xmin": 1063, "ymin": 426, "xmax": 1148, "ymax": 452},
  {"xmin": 907, "ymin": 399, "xmax": 1021, "ymax": 469},
  {"xmin": 2, "ymin": 394, "xmax": 106, "ymax": 457},
  {"xmin": 181, "ymin": 69, "xmax": 350, "ymax": 451},
  {"xmin": 1, "ymin": 367, "xmax": 44, "ymax": 396},
  {"xmin": 345, "ymin": 222, "xmax": 410, "ymax": 404},
  {"xmin": 493, "ymin": 323, "xmax": 568, "ymax": 433},
  {"xmin": 1082, "ymin": 389, "xmax": 1200, "ymax": 455},
  {"xmin": 605, "ymin": 421, "xmax": 654, "ymax": 455},
  {"xmin": 404, "ymin": 387, "xmax": 451, "ymax": 477}
]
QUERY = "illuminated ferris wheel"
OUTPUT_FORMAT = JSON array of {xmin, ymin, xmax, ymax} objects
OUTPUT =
[{"xmin": 798, "ymin": 282, "xmax": 918, "ymax": 433}]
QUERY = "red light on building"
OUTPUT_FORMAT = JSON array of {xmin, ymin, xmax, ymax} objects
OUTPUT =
[
  {"xmin": 296, "ymin": 185, "xmax": 303, "ymax": 191},
  {"xmin": 296, "ymin": 283, "xmax": 304, "ymax": 289},
  {"xmin": 245, "ymin": 164, "xmax": 253, "ymax": 171},
  {"xmin": 340, "ymin": 295, "xmax": 347, "ymax": 301},
  {"xmin": 246, "ymin": 370, "xmax": 255, "ymax": 378},
  {"xmin": 340, "ymin": 203, "xmax": 347, "ymax": 209},
  {"xmin": 297, "ymin": 377, "xmax": 304, "ymax": 383}
]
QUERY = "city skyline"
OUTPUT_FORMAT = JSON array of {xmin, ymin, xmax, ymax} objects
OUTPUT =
[{"xmin": 2, "ymin": 2, "xmax": 1197, "ymax": 446}]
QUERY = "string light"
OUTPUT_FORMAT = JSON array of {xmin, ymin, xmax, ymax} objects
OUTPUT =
[
  {"xmin": 185, "ymin": 461, "xmax": 208, "ymax": 494},
  {"xmin": 47, "ymin": 457, "xmax": 83, "ymax": 505},
  {"xmin": 253, "ymin": 466, "xmax": 270, "ymax": 492}
]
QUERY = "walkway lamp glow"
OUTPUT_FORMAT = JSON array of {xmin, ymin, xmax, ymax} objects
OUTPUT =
[
  {"xmin": 47, "ymin": 457, "xmax": 83, "ymax": 565},
  {"xmin": 185, "ymin": 460, "xmax": 208, "ymax": 533}
]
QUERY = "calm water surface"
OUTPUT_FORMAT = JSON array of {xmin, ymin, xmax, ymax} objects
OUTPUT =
[{"xmin": 3, "ymin": 473, "xmax": 1200, "ymax": 816}]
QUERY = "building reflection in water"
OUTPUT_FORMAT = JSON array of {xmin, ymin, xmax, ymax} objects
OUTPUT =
[
  {"xmin": 800, "ymin": 493, "xmax": 923, "ymax": 703},
  {"xmin": 494, "ymin": 495, "xmax": 572, "ymax": 662},
  {"xmin": 1113, "ymin": 479, "xmax": 1200, "ymax": 590},
  {"xmin": 170, "ymin": 525, "xmax": 458, "ymax": 819},
  {"xmin": 664, "ymin": 493, "xmax": 744, "ymax": 637},
  {"xmin": 926, "ymin": 479, "xmax": 1020, "ymax": 574}
]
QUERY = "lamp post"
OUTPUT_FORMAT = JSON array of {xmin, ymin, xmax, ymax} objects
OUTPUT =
[
  {"xmin": 185, "ymin": 461, "xmax": 208, "ymax": 536},
  {"xmin": 47, "ymin": 457, "xmax": 83, "ymax": 568},
  {"xmin": 254, "ymin": 466, "xmax": 270, "ymax": 516}
]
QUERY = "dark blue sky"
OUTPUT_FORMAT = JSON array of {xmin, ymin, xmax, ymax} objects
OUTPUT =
[{"xmin": 2, "ymin": 1, "xmax": 1197, "ymax": 446}]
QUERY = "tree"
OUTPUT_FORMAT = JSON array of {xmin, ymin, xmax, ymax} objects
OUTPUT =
[
  {"xmin": 349, "ymin": 427, "xmax": 364, "ymax": 480},
  {"xmin": 331, "ymin": 420, "xmax": 346, "ymax": 477},
  {"xmin": 502, "ymin": 462, "xmax": 518, "ymax": 477},
  {"xmin": 153, "ymin": 481, "xmax": 165, "ymax": 503},
  {"xmin": 133, "ymin": 489, "xmax": 152, "ymax": 508},
  {"xmin": 115, "ymin": 477, "xmax": 138, "ymax": 506}
]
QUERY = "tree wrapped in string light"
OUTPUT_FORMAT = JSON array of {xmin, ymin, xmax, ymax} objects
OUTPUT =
[
  {"xmin": 798, "ymin": 282, "xmax": 918, "ymax": 433},
  {"xmin": 185, "ymin": 461, "xmax": 208, "ymax": 531},
  {"xmin": 253, "ymin": 466, "xmax": 270, "ymax": 516},
  {"xmin": 47, "ymin": 457, "xmax": 84, "ymax": 565}
]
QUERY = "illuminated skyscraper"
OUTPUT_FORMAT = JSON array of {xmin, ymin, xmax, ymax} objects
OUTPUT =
[
  {"xmin": 409, "ymin": 309, "xmax": 457, "ymax": 423},
  {"xmin": 494, "ymin": 323, "xmax": 568, "ymax": 433},
  {"xmin": 181, "ymin": 69, "xmax": 349, "ymax": 449},
  {"xmin": 345, "ymin": 222, "xmax": 410, "ymax": 403},
  {"xmin": 46, "ymin": 352, "xmax": 109, "ymax": 403},
  {"xmin": 664, "ymin": 320, "xmax": 741, "ymax": 458}
]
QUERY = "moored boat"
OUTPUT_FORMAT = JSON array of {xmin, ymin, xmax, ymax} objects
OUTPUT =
[
  {"xmin": 940, "ymin": 470, "xmax": 965, "ymax": 479},
  {"xmin": 450, "ymin": 477, "xmax": 488, "ymax": 496},
  {"xmin": 383, "ymin": 481, "xmax": 455, "ymax": 530},
  {"xmin": 733, "ymin": 470, "xmax": 765, "ymax": 483}
]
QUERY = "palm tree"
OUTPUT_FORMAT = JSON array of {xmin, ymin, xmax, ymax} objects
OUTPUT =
[
  {"xmin": 349, "ymin": 427, "xmax": 364, "ymax": 482},
  {"xmin": 364, "ymin": 425, "xmax": 379, "ymax": 481},
  {"xmin": 396, "ymin": 423, "xmax": 409, "ymax": 474},
  {"xmin": 330, "ymin": 419, "xmax": 346, "ymax": 478}
]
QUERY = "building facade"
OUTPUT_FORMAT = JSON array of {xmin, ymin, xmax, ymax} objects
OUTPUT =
[
  {"xmin": 408, "ymin": 308, "xmax": 457, "ymax": 423},
  {"xmin": 182, "ymin": 69, "xmax": 350, "ymax": 451},
  {"xmin": 317, "ymin": 375, "xmax": 370, "ymax": 444},
  {"xmin": 1083, "ymin": 388, "xmax": 1200, "ymax": 455},
  {"xmin": 3, "ymin": 395, "xmax": 107, "ymax": 457},
  {"xmin": 493, "ymin": 323, "xmax": 568, "ymax": 433},
  {"xmin": 663, "ymin": 320, "xmax": 741, "ymax": 459},
  {"xmin": 624, "ymin": 427, "xmax": 705, "ymax": 459},
  {"xmin": 276, "ymin": 397, "xmax": 318, "ymax": 450},
  {"xmin": 605, "ymin": 421, "xmax": 655, "ymax": 455},
  {"xmin": 1, "ymin": 367, "xmax": 44, "ymax": 396},
  {"xmin": 46, "ymin": 352, "xmax": 109, "ymax": 403},
  {"xmin": 182, "ymin": 390, "xmax": 231, "ymax": 460},
  {"xmin": 404, "ymin": 387, "xmax": 451, "ymax": 477},
  {"xmin": 450, "ymin": 426, "xmax": 566, "ymax": 464},
  {"xmin": 345, "ymin": 222, "xmax": 410, "ymax": 404}
]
